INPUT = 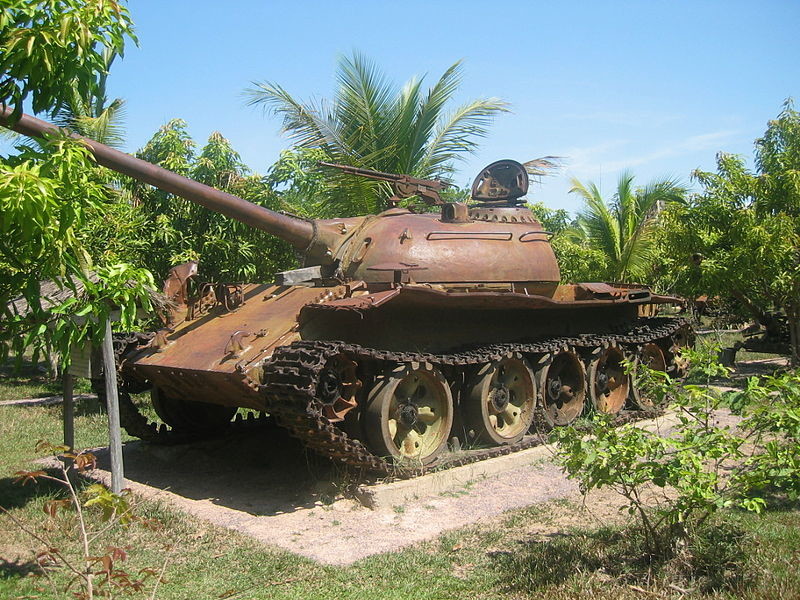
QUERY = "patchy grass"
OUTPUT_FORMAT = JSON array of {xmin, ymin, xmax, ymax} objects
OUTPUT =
[
  {"xmin": 1, "ymin": 382, "xmax": 799, "ymax": 599},
  {"xmin": 0, "ymin": 402, "xmax": 129, "ymax": 473},
  {"xmin": 3, "ymin": 481, "xmax": 798, "ymax": 600}
]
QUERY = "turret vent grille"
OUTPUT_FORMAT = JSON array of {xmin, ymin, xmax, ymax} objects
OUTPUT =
[{"xmin": 468, "ymin": 207, "xmax": 539, "ymax": 224}]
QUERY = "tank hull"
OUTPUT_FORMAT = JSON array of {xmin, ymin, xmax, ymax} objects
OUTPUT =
[
  {"xmin": 123, "ymin": 281, "xmax": 683, "ymax": 408},
  {"xmin": 126, "ymin": 281, "xmax": 670, "ymax": 400},
  {"xmin": 299, "ymin": 284, "xmax": 649, "ymax": 353},
  {"xmin": 125, "ymin": 284, "xmax": 356, "ymax": 409}
]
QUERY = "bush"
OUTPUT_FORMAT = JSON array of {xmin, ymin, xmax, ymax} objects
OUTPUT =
[{"xmin": 550, "ymin": 344, "xmax": 800, "ymax": 577}]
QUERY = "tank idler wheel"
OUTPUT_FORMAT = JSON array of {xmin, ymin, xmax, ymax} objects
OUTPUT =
[
  {"xmin": 365, "ymin": 364, "xmax": 453, "ymax": 466},
  {"xmin": 150, "ymin": 387, "xmax": 237, "ymax": 434},
  {"xmin": 316, "ymin": 353, "xmax": 361, "ymax": 423},
  {"xmin": 630, "ymin": 343, "xmax": 667, "ymax": 410},
  {"xmin": 465, "ymin": 355, "xmax": 536, "ymax": 445},
  {"xmin": 538, "ymin": 349, "xmax": 586, "ymax": 426},
  {"xmin": 587, "ymin": 345, "xmax": 629, "ymax": 415}
]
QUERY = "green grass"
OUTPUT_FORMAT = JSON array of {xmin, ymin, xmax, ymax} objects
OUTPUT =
[
  {"xmin": 1, "ymin": 374, "xmax": 799, "ymax": 599},
  {"xmin": 696, "ymin": 329, "xmax": 782, "ymax": 363},
  {"xmin": 0, "ymin": 355, "xmax": 92, "ymax": 402}
]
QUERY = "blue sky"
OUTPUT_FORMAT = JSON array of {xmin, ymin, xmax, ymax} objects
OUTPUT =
[{"xmin": 97, "ymin": 1, "xmax": 800, "ymax": 213}]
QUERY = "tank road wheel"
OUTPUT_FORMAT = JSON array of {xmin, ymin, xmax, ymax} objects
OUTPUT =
[
  {"xmin": 539, "ymin": 349, "xmax": 586, "ymax": 426},
  {"xmin": 630, "ymin": 343, "xmax": 667, "ymax": 410},
  {"xmin": 150, "ymin": 387, "xmax": 237, "ymax": 434},
  {"xmin": 587, "ymin": 345, "xmax": 629, "ymax": 415},
  {"xmin": 465, "ymin": 356, "xmax": 537, "ymax": 445},
  {"xmin": 316, "ymin": 354, "xmax": 361, "ymax": 423},
  {"xmin": 365, "ymin": 365, "xmax": 453, "ymax": 466}
]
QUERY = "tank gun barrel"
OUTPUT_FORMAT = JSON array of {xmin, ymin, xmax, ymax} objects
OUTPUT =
[{"xmin": 0, "ymin": 107, "xmax": 316, "ymax": 251}]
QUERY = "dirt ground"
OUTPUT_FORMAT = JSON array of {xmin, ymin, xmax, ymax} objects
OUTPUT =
[
  {"xmin": 82, "ymin": 408, "xmax": 742, "ymax": 565},
  {"xmin": 83, "ymin": 426, "xmax": 573, "ymax": 565},
  {"xmin": 18, "ymin": 358, "xmax": 770, "ymax": 566}
]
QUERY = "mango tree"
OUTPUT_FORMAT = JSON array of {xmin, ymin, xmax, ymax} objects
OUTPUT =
[
  {"xmin": 0, "ymin": 0, "xmax": 150, "ymax": 367},
  {"xmin": 660, "ymin": 100, "xmax": 800, "ymax": 365}
]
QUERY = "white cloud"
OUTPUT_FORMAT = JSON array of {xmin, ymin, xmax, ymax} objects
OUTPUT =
[
  {"xmin": 596, "ymin": 129, "xmax": 741, "ymax": 173},
  {"xmin": 560, "ymin": 129, "xmax": 742, "ymax": 177},
  {"xmin": 558, "ymin": 139, "xmax": 630, "ymax": 172}
]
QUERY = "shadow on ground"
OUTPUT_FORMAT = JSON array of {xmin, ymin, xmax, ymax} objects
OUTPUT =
[
  {"xmin": 732, "ymin": 358, "xmax": 789, "ymax": 380},
  {"xmin": 0, "ymin": 558, "xmax": 38, "ymax": 581},
  {"xmin": 707, "ymin": 357, "xmax": 788, "ymax": 389},
  {"xmin": 0, "ymin": 471, "xmax": 63, "ymax": 510},
  {"xmin": 91, "ymin": 423, "xmax": 358, "ymax": 516}
]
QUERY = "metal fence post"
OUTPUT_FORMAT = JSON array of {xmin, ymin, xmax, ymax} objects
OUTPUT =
[{"xmin": 63, "ymin": 372, "xmax": 75, "ymax": 450}]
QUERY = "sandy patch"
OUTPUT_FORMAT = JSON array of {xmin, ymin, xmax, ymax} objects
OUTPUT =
[{"xmin": 75, "ymin": 408, "xmax": 744, "ymax": 565}]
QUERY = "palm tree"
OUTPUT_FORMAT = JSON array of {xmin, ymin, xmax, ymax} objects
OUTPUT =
[
  {"xmin": 53, "ymin": 48, "xmax": 127, "ymax": 148},
  {"xmin": 245, "ymin": 52, "xmax": 509, "ymax": 216},
  {"xmin": 569, "ymin": 171, "xmax": 686, "ymax": 283}
]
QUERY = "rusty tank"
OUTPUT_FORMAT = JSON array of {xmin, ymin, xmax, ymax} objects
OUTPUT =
[{"xmin": 2, "ymin": 109, "xmax": 691, "ymax": 472}]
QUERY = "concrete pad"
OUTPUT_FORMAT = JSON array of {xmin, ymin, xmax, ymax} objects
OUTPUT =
[
  {"xmin": 81, "ymin": 447, "xmax": 576, "ymax": 565},
  {"xmin": 44, "ymin": 422, "xmax": 577, "ymax": 564},
  {"xmin": 57, "ymin": 409, "xmax": 741, "ymax": 565},
  {"xmin": 353, "ymin": 407, "xmax": 742, "ymax": 511},
  {"xmin": 354, "ymin": 443, "xmax": 555, "ymax": 509}
]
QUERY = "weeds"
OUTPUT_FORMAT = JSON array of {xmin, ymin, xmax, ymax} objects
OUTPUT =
[
  {"xmin": 493, "ymin": 516, "xmax": 754, "ymax": 595},
  {"xmin": 1, "ymin": 441, "xmax": 170, "ymax": 599},
  {"xmin": 549, "ymin": 344, "xmax": 800, "ymax": 591}
]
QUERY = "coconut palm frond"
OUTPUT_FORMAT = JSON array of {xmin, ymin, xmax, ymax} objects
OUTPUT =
[
  {"xmin": 71, "ymin": 98, "xmax": 127, "ymax": 148},
  {"xmin": 571, "ymin": 172, "xmax": 687, "ymax": 282},
  {"xmin": 578, "ymin": 200, "xmax": 622, "ymax": 271},
  {"xmin": 391, "ymin": 75, "xmax": 425, "ymax": 174},
  {"xmin": 423, "ymin": 97, "xmax": 510, "ymax": 176},
  {"xmin": 334, "ymin": 52, "xmax": 397, "ymax": 160},
  {"xmin": 245, "ymin": 82, "xmax": 332, "ymax": 149},
  {"xmin": 524, "ymin": 156, "xmax": 565, "ymax": 178},
  {"xmin": 248, "ymin": 53, "xmax": 509, "ymax": 215},
  {"xmin": 406, "ymin": 61, "xmax": 463, "ymax": 173}
]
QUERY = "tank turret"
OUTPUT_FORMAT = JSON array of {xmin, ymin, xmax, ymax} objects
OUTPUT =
[{"xmin": 1, "ymin": 108, "xmax": 560, "ymax": 290}]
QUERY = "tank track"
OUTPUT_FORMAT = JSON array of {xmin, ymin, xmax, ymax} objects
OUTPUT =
[{"xmin": 261, "ymin": 317, "xmax": 690, "ymax": 477}]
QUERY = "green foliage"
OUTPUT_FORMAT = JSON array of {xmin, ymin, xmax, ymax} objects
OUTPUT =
[
  {"xmin": 660, "ymin": 100, "xmax": 800, "ymax": 362},
  {"xmin": 0, "ymin": 0, "xmax": 153, "ymax": 371},
  {"xmin": 569, "ymin": 172, "xmax": 686, "ymax": 283},
  {"xmin": 0, "ymin": 0, "xmax": 136, "ymax": 119},
  {"xmin": 83, "ymin": 482, "xmax": 133, "ymax": 524},
  {"xmin": 128, "ymin": 120, "xmax": 296, "ymax": 282},
  {"xmin": 5, "ymin": 443, "xmax": 169, "ymax": 599},
  {"xmin": 528, "ymin": 201, "xmax": 608, "ymax": 282},
  {"xmin": 0, "ymin": 135, "xmax": 155, "ymax": 368},
  {"xmin": 551, "ymin": 344, "xmax": 800, "ymax": 559},
  {"xmin": 734, "ymin": 371, "xmax": 800, "ymax": 499},
  {"xmin": 494, "ymin": 518, "xmax": 752, "ymax": 594},
  {"xmin": 248, "ymin": 52, "xmax": 509, "ymax": 216},
  {"xmin": 265, "ymin": 147, "xmax": 331, "ymax": 218},
  {"xmin": 53, "ymin": 46, "xmax": 128, "ymax": 148}
]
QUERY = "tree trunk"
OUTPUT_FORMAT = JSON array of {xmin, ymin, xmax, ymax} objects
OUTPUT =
[
  {"xmin": 731, "ymin": 289, "xmax": 770, "ymax": 326},
  {"xmin": 788, "ymin": 312, "xmax": 800, "ymax": 368}
]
